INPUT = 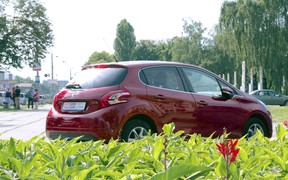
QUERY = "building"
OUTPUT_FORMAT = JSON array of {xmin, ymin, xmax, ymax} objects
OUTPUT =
[{"xmin": 0, "ymin": 71, "xmax": 15, "ymax": 90}]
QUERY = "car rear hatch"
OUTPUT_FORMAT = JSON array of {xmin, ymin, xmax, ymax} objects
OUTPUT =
[{"xmin": 53, "ymin": 64, "xmax": 128, "ymax": 114}]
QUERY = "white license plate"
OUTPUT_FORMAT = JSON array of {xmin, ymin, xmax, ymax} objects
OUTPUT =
[{"xmin": 62, "ymin": 102, "xmax": 86, "ymax": 111}]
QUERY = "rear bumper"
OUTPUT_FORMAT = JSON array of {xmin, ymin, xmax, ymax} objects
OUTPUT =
[{"xmin": 45, "ymin": 106, "xmax": 123, "ymax": 141}]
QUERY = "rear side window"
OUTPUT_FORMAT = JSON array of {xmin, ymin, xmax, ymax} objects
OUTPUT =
[
  {"xmin": 66, "ymin": 67, "xmax": 128, "ymax": 89},
  {"xmin": 140, "ymin": 66, "xmax": 185, "ymax": 91}
]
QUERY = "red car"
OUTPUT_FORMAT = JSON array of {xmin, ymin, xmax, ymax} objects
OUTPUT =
[{"xmin": 46, "ymin": 61, "xmax": 273, "ymax": 141}]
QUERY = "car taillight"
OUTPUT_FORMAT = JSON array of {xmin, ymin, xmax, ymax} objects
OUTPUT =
[
  {"xmin": 100, "ymin": 90, "xmax": 131, "ymax": 108},
  {"xmin": 53, "ymin": 89, "xmax": 68, "ymax": 109},
  {"xmin": 82, "ymin": 64, "xmax": 107, "ymax": 70}
]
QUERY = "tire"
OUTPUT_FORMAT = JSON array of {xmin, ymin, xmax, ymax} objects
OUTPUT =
[
  {"xmin": 121, "ymin": 120, "xmax": 151, "ymax": 142},
  {"xmin": 242, "ymin": 117, "xmax": 268, "ymax": 139}
]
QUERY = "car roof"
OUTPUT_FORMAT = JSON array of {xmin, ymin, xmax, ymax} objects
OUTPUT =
[{"xmin": 83, "ymin": 60, "xmax": 198, "ymax": 69}]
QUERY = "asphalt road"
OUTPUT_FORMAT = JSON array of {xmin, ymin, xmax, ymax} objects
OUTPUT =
[
  {"xmin": 0, "ymin": 104, "xmax": 51, "ymax": 140},
  {"xmin": 0, "ymin": 105, "xmax": 280, "ymax": 141}
]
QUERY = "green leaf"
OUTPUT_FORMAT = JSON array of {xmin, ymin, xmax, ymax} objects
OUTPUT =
[
  {"xmin": 8, "ymin": 138, "xmax": 16, "ymax": 156},
  {"xmin": 276, "ymin": 124, "xmax": 287, "ymax": 140},
  {"xmin": 94, "ymin": 171, "xmax": 118, "ymax": 179},
  {"xmin": 229, "ymin": 163, "xmax": 240, "ymax": 180},
  {"xmin": 150, "ymin": 164, "xmax": 211, "ymax": 180},
  {"xmin": 152, "ymin": 140, "xmax": 164, "ymax": 160},
  {"xmin": 153, "ymin": 159, "xmax": 164, "ymax": 172},
  {"xmin": 263, "ymin": 149, "xmax": 285, "ymax": 170},
  {"xmin": 128, "ymin": 148, "xmax": 143, "ymax": 162},
  {"xmin": 35, "ymin": 147, "xmax": 53, "ymax": 162},
  {"xmin": 0, "ymin": 151, "xmax": 10, "ymax": 164},
  {"xmin": 62, "ymin": 142, "xmax": 83, "ymax": 157},
  {"xmin": 22, "ymin": 152, "xmax": 39, "ymax": 177},
  {"xmin": 215, "ymin": 157, "xmax": 226, "ymax": 177},
  {"xmin": 8, "ymin": 157, "xmax": 22, "ymax": 174},
  {"xmin": 107, "ymin": 144, "xmax": 123, "ymax": 159},
  {"xmin": 75, "ymin": 165, "xmax": 99, "ymax": 179},
  {"xmin": 31, "ymin": 161, "xmax": 55, "ymax": 177},
  {"xmin": 185, "ymin": 152, "xmax": 198, "ymax": 164},
  {"xmin": 63, "ymin": 166, "xmax": 87, "ymax": 178},
  {"xmin": 162, "ymin": 123, "xmax": 175, "ymax": 137},
  {"xmin": 55, "ymin": 155, "xmax": 65, "ymax": 175},
  {"xmin": 238, "ymin": 147, "xmax": 248, "ymax": 161}
]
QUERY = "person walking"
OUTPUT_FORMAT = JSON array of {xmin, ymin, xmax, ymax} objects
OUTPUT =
[
  {"xmin": 4, "ymin": 88, "xmax": 12, "ymax": 108},
  {"xmin": 27, "ymin": 87, "xmax": 34, "ymax": 109},
  {"xmin": 33, "ymin": 89, "xmax": 40, "ymax": 110},
  {"xmin": 15, "ymin": 86, "xmax": 21, "ymax": 109}
]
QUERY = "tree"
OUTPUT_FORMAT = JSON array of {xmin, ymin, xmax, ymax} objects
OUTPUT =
[
  {"xmin": 219, "ymin": 0, "xmax": 288, "ymax": 92},
  {"xmin": 0, "ymin": 0, "xmax": 53, "ymax": 70},
  {"xmin": 156, "ymin": 40, "xmax": 173, "ymax": 61},
  {"xmin": 170, "ymin": 19, "xmax": 207, "ymax": 65},
  {"xmin": 133, "ymin": 40, "xmax": 160, "ymax": 60},
  {"xmin": 113, "ymin": 19, "xmax": 136, "ymax": 61},
  {"xmin": 84, "ymin": 51, "xmax": 115, "ymax": 66}
]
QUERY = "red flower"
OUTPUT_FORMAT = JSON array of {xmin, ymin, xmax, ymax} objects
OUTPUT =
[
  {"xmin": 217, "ymin": 139, "xmax": 240, "ymax": 163},
  {"xmin": 284, "ymin": 120, "xmax": 288, "ymax": 128}
]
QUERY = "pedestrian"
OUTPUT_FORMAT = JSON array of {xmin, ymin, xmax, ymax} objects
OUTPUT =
[
  {"xmin": 27, "ymin": 87, "xmax": 34, "ymax": 109},
  {"xmin": 11, "ymin": 87, "xmax": 16, "ymax": 109},
  {"xmin": 15, "ymin": 86, "xmax": 21, "ymax": 109},
  {"xmin": 34, "ymin": 89, "xmax": 40, "ymax": 110},
  {"xmin": 4, "ymin": 88, "xmax": 12, "ymax": 108}
]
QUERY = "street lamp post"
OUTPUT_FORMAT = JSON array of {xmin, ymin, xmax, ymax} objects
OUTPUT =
[
  {"xmin": 62, "ymin": 60, "xmax": 72, "ymax": 80},
  {"xmin": 51, "ymin": 53, "xmax": 55, "ymax": 96}
]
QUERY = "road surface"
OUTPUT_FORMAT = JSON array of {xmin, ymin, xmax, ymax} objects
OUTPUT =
[{"xmin": 0, "ymin": 104, "xmax": 51, "ymax": 140}]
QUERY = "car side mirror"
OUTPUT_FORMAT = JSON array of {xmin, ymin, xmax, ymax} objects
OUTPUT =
[{"xmin": 221, "ymin": 87, "xmax": 234, "ymax": 99}]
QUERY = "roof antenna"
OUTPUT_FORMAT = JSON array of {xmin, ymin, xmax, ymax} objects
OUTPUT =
[{"xmin": 103, "ymin": 38, "xmax": 118, "ymax": 62}]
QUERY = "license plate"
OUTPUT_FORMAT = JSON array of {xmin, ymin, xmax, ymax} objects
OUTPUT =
[{"xmin": 62, "ymin": 102, "xmax": 86, "ymax": 111}]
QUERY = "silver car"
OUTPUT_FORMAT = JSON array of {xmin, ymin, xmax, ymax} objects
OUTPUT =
[
  {"xmin": 19, "ymin": 93, "xmax": 27, "ymax": 105},
  {"xmin": 250, "ymin": 89, "xmax": 288, "ymax": 106},
  {"xmin": 0, "ymin": 91, "xmax": 5, "ymax": 106}
]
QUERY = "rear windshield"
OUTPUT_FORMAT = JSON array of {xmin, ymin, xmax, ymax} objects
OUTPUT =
[{"xmin": 66, "ymin": 67, "xmax": 128, "ymax": 89}]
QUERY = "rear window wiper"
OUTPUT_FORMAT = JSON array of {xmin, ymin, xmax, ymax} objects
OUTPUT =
[{"xmin": 66, "ymin": 84, "xmax": 82, "ymax": 89}]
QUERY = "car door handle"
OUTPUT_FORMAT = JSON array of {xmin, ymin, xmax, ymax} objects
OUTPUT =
[
  {"xmin": 156, "ymin": 94, "xmax": 165, "ymax": 100},
  {"xmin": 197, "ymin": 100, "xmax": 208, "ymax": 107}
]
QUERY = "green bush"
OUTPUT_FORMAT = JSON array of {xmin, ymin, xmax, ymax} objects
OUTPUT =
[{"xmin": 0, "ymin": 123, "xmax": 287, "ymax": 179}]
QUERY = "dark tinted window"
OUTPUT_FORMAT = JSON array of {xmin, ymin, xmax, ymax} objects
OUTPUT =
[
  {"xmin": 141, "ymin": 66, "xmax": 184, "ymax": 91},
  {"xmin": 66, "ymin": 67, "xmax": 127, "ymax": 89}
]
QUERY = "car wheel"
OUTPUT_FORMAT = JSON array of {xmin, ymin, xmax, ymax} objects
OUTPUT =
[
  {"xmin": 121, "ymin": 120, "xmax": 151, "ymax": 142},
  {"xmin": 243, "ymin": 117, "xmax": 268, "ymax": 138},
  {"xmin": 285, "ymin": 101, "xmax": 288, "ymax": 106}
]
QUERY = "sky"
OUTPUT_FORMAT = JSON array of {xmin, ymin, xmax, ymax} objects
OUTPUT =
[{"xmin": 10, "ymin": 0, "xmax": 224, "ymax": 81}]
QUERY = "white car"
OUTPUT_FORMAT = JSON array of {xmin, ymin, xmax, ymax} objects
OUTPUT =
[
  {"xmin": 19, "ymin": 93, "xmax": 27, "ymax": 105},
  {"xmin": 39, "ymin": 95, "xmax": 46, "ymax": 105}
]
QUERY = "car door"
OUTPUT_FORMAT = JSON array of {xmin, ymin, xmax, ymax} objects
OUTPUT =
[
  {"xmin": 141, "ymin": 66, "xmax": 198, "ymax": 134},
  {"xmin": 268, "ymin": 91, "xmax": 283, "ymax": 105},
  {"xmin": 255, "ymin": 90, "xmax": 273, "ymax": 105},
  {"xmin": 180, "ymin": 67, "xmax": 243, "ymax": 137}
]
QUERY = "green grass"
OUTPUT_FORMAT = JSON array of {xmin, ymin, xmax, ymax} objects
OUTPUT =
[{"xmin": 267, "ymin": 105, "xmax": 288, "ymax": 123}]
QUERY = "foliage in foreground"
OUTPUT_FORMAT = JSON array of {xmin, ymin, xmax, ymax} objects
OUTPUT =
[{"xmin": 0, "ymin": 123, "xmax": 287, "ymax": 179}]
